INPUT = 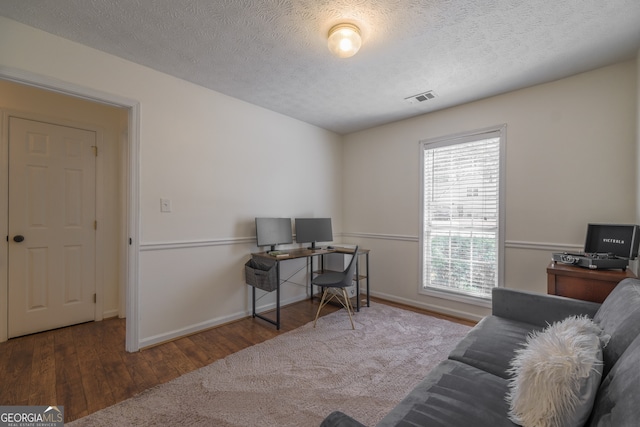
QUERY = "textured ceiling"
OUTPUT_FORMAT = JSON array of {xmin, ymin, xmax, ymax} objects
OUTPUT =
[{"xmin": 1, "ymin": 0, "xmax": 640, "ymax": 134}]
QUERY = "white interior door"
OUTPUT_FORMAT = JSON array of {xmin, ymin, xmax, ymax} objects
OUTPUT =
[{"xmin": 8, "ymin": 116, "xmax": 97, "ymax": 338}]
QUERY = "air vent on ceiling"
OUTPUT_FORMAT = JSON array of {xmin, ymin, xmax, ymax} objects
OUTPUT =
[{"xmin": 405, "ymin": 90, "xmax": 436, "ymax": 104}]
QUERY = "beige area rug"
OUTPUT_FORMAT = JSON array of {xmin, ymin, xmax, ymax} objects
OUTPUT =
[{"xmin": 69, "ymin": 303, "xmax": 471, "ymax": 427}]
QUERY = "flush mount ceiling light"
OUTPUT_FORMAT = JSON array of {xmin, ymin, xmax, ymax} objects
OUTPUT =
[{"xmin": 327, "ymin": 23, "xmax": 362, "ymax": 58}]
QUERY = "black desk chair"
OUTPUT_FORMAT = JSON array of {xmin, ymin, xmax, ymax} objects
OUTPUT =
[{"xmin": 312, "ymin": 246, "xmax": 359, "ymax": 330}]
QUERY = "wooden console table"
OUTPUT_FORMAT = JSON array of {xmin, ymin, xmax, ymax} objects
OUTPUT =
[{"xmin": 547, "ymin": 261, "xmax": 636, "ymax": 303}]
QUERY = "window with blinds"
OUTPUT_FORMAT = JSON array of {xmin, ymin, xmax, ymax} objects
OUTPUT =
[{"xmin": 420, "ymin": 126, "xmax": 505, "ymax": 300}]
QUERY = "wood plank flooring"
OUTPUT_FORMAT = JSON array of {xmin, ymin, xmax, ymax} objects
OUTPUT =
[{"xmin": 0, "ymin": 298, "xmax": 474, "ymax": 423}]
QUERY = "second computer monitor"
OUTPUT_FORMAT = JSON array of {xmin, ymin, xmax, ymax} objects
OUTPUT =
[{"xmin": 295, "ymin": 218, "xmax": 333, "ymax": 250}]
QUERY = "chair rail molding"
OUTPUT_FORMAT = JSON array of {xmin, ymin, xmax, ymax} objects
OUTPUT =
[
  {"xmin": 140, "ymin": 236, "xmax": 255, "ymax": 251},
  {"xmin": 342, "ymin": 232, "xmax": 582, "ymax": 253},
  {"xmin": 342, "ymin": 232, "xmax": 418, "ymax": 242}
]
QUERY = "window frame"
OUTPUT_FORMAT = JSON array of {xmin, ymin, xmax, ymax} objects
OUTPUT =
[{"xmin": 418, "ymin": 124, "xmax": 506, "ymax": 306}]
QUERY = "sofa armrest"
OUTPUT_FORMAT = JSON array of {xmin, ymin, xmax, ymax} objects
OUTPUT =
[
  {"xmin": 492, "ymin": 287, "xmax": 601, "ymax": 328},
  {"xmin": 320, "ymin": 411, "xmax": 367, "ymax": 427}
]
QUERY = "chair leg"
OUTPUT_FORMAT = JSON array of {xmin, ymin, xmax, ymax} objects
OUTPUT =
[
  {"xmin": 344, "ymin": 288, "xmax": 355, "ymax": 313},
  {"xmin": 341, "ymin": 288, "xmax": 355, "ymax": 330},
  {"xmin": 313, "ymin": 288, "xmax": 330, "ymax": 328},
  {"xmin": 314, "ymin": 287, "xmax": 355, "ymax": 330}
]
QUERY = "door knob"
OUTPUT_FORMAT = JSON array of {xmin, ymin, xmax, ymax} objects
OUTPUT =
[{"xmin": 13, "ymin": 235, "xmax": 24, "ymax": 243}]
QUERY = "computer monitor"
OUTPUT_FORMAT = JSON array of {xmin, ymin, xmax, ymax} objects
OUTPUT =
[
  {"xmin": 255, "ymin": 218, "xmax": 293, "ymax": 252},
  {"xmin": 295, "ymin": 218, "xmax": 333, "ymax": 250}
]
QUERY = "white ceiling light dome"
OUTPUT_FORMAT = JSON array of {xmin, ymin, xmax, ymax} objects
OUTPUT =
[{"xmin": 327, "ymin": 23, "xmax": 362, "ymax": 58}]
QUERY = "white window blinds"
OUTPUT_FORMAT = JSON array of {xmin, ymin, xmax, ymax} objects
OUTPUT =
[{"xmin": 421, "ymin": 128, "xmax": 504, "ymax": 299}]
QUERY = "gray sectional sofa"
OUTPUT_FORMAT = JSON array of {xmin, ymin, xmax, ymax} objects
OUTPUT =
[{"xmin": 321, "ymin": 278, "xmax": 640, "ymax": 427}]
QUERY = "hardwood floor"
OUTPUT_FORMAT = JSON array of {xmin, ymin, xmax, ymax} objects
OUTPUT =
[{"xmin": 0, "ymin": 297, "xmax": 474, "ymax": 423}]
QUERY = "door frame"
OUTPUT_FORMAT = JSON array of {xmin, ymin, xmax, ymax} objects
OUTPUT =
[{"xmin": 0, "ymin": 66, "xmax": 141, "ymax": 352}]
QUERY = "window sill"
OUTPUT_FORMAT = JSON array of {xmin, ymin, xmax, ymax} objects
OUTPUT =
[{"xmin": 419, "ymin": 287, "xmax": 493, "ymax": 308}]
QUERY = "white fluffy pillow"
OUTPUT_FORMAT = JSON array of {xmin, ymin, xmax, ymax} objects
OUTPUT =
[{"xmin": 506, "ymin": 315, "xmax": 606, "ymax": 427}]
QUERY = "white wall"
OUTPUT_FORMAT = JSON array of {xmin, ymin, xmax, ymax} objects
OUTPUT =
[
  {"xmin": 342, "ymin": 61, "xmax": 638, "ymax": 321},
  {"xmin": 0, "ymin": 17, "xmax": 342, "ymax": 348}
]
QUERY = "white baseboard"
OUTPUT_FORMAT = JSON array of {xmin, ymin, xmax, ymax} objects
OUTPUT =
[
  {"xmin": 138, "ymin": 294, "xmax": 309, "ymax": 349},
  {"xmin": 370, "ymin": 290, "xmax": 486, "ymax": 323},
  {"xmin": 102, "ymin": 309, "xmax": 120, "ymax": 319}
]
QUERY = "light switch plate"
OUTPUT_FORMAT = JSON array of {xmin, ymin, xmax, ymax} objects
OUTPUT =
[{"xmin": 160, "ymin": 198, "xmax": 171, "ymax": 213}]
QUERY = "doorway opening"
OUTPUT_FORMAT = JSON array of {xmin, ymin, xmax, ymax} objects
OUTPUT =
[{"xmin": 0, "ymin": 71, "xmax": 140, "ymax": 351}]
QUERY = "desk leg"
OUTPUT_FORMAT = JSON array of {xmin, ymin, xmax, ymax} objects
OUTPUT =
[
  {"xmin": 355, "ymin": 256, "xmax": 360, "ymax": 312},
  {"xmin": 365, "ymin": 252, "xmax": 370, "ymax": 307},
  {"xmin": 252, "ymin": 286, "xmax": 256, "ymax": 318},
  {"xmin": 309, "ymin": 256, "xmax": 314, "ymax": 300},
  {"xmin": 275, "ymin": 261, "xmax": 281, "ymax": 330},
  {"xmin": 251, "ymin": 259, "xmax": 281, "ymax": 330}
]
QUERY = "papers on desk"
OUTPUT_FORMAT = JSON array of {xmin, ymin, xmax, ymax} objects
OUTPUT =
[
  {"xmin": 334, "ymin": 244, "xmax": 357, "ymax": 249},
  {"xmin": 268, "ymin": 250, "xmax": 289, "ymax": 257}
]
